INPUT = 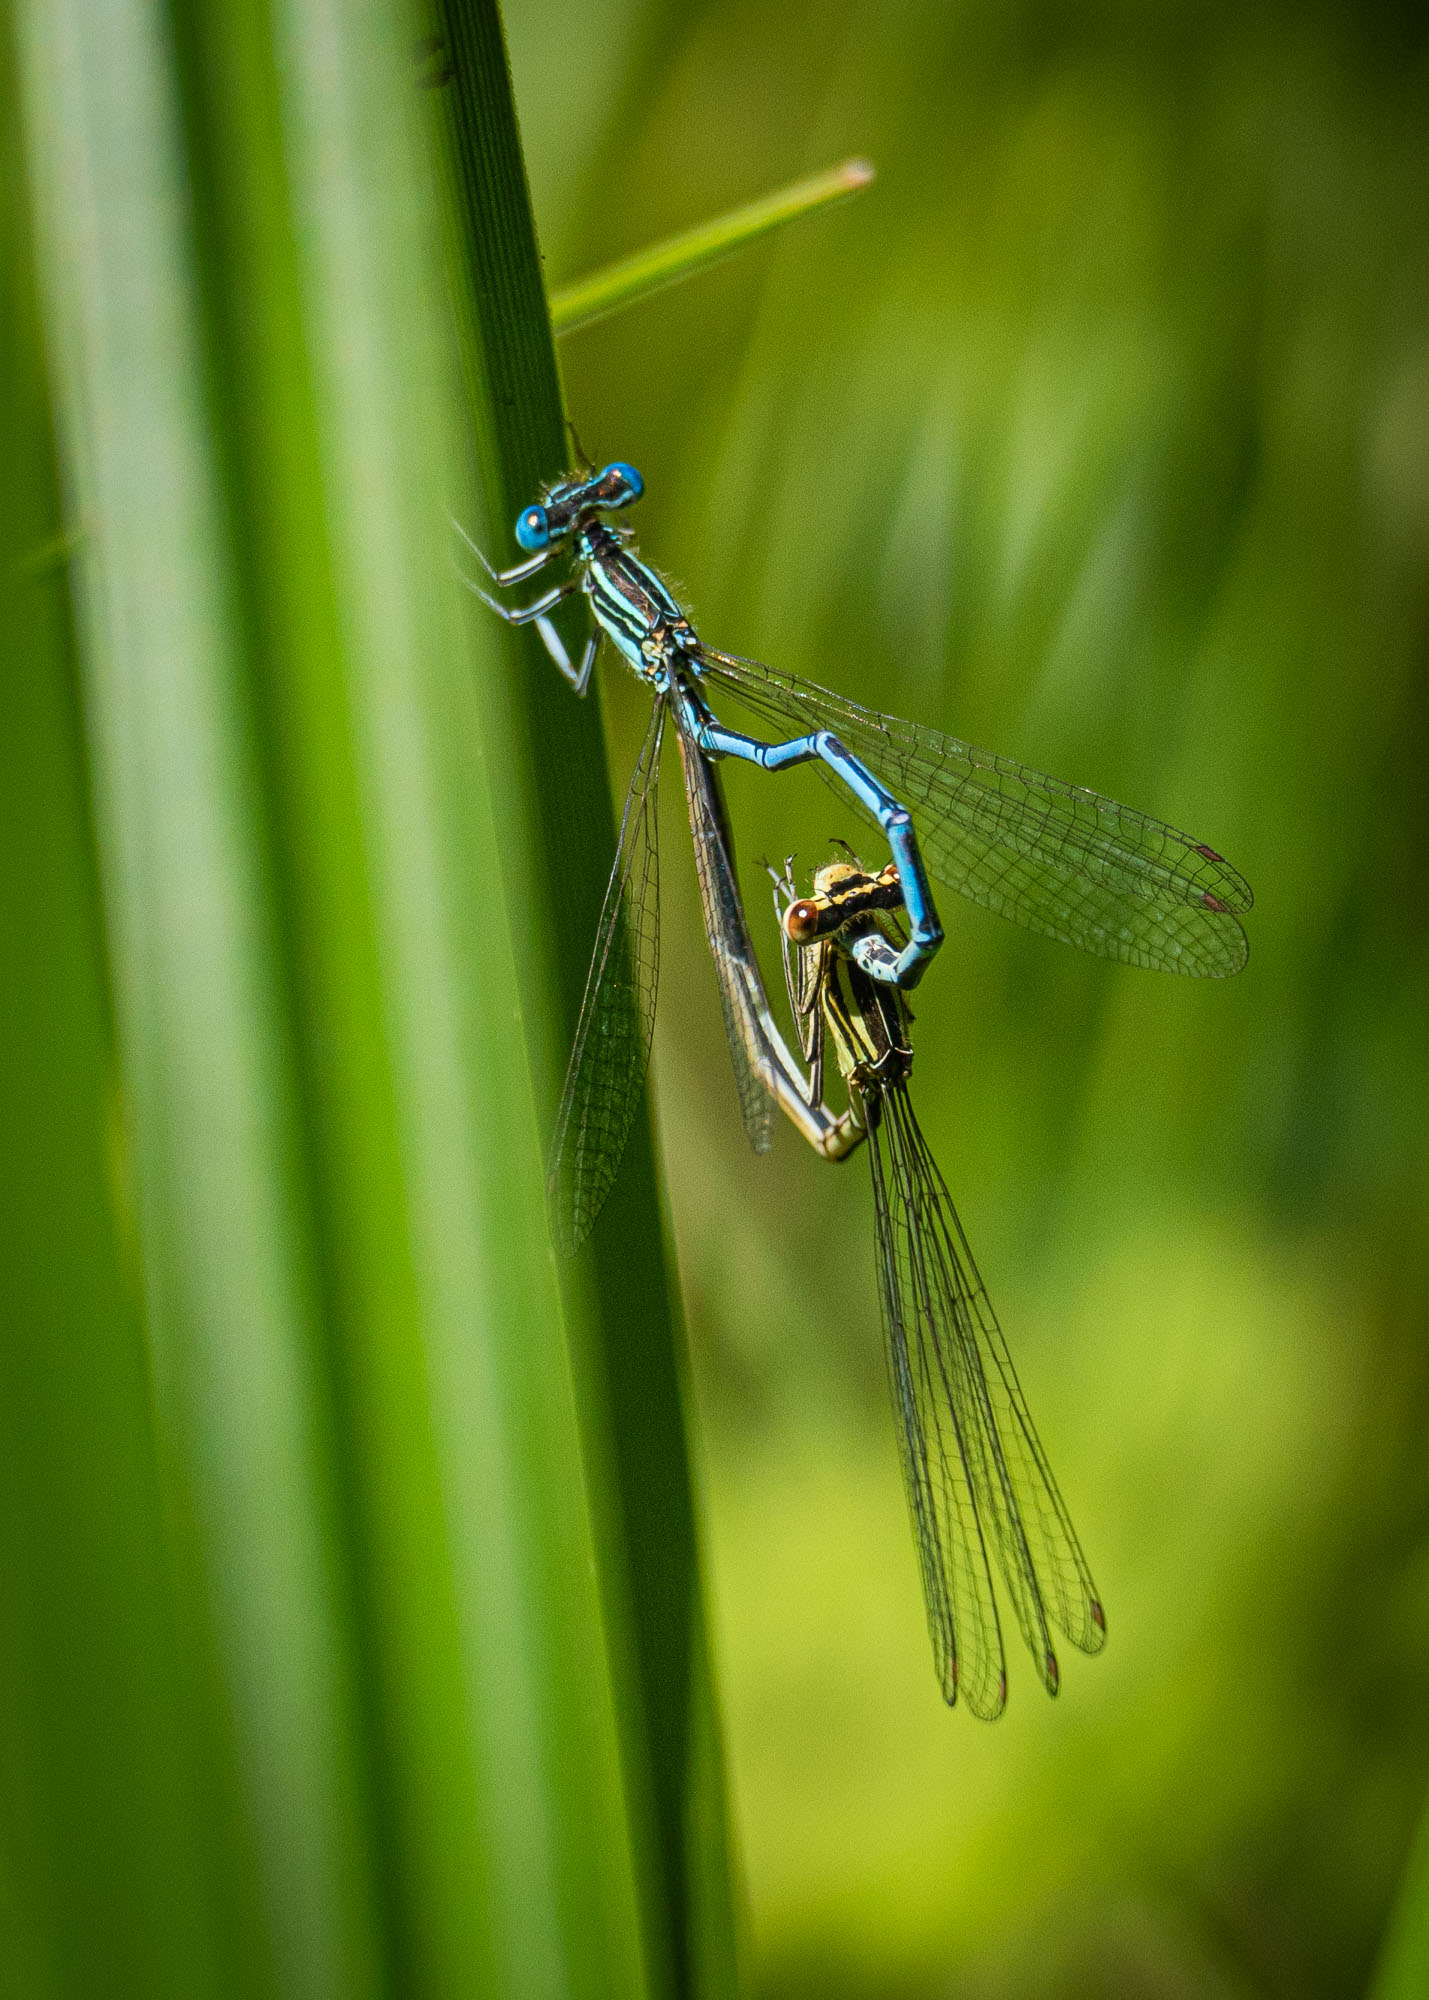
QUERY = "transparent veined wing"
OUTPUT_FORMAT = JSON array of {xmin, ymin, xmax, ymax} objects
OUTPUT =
[
  {"xmin": 867, "ymin": 1086, "xmax": 1105, "ymax": 1716},
  {"xmin": 548, "ymin": 698, "xmax": 666, "ymax": 1254},
  {"xmin": 698, "ymin": 647, "xmax": 1251, "ymax": 977},
  {"xmin": 673, "ymin": 715, "xmax": 778, "ymax": 1155}
]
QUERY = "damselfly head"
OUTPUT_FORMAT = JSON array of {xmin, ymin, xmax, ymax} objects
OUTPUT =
[
  {"xmin": 515, "ymin": 462, "xmax": 644, "ymax": 550},
  {"xmin": 786, "ymin": 860, "xmax": 905, "ymax": 944}
]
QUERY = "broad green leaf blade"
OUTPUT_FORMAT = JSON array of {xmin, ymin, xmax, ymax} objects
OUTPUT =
[
  {"xmin": 19, "ymin": 3, "xmax": 390, "ymax": 1989},
  {"xmin": 550, "ymin": 158, "xmax": 875, "ymax": 336},
  {"xmin": 17, "ymin": 0, "xmax": 649, "ymax": 1995}
]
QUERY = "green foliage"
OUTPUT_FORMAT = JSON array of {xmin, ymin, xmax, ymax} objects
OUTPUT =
[
  {"xmin": 550, "ymin": 159, "xmax": 874, "ymax": 336},
  {"xmin": 2, "ymin": 0, "xmax": 742, "ymax": 1995},
  {"xmin": 508, "ymin": 1, "xmax": 1429, "ymax": 1995}
]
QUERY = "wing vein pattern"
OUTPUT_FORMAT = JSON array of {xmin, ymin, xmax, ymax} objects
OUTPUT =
[
  {"xmin": 699, "ymin": 649, "xmax": 1251, "ymax": 976},
  {"xmin": 868, "ymin": 1087, "xmax": 1105, "ymax": 1717},
  {"xmin": 548, "ymin": 697, "xmax": 666, "ymax": 1253}
]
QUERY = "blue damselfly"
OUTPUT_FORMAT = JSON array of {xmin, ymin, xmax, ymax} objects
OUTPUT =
[
  {"xmin": 772, "ymin": 855, "xmax": 1106, "ymax": 1716},
  {"xmin": 465, "ymin": 461, "xmax": 1252, "ymax": 1255}
]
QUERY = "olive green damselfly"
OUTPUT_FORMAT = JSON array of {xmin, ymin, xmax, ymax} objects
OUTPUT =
[{"xmin": 770, "ymin": 856, "xmax": 1107, "ymax": 1718}]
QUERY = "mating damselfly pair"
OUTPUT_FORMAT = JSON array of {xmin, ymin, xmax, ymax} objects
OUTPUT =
[{"xmin": 466, "ymin": 459, "xmax": 1251, "ymax": 1716}]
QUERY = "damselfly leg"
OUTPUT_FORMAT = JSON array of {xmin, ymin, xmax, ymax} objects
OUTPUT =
[{"xmin": 454, "ymin": 515, "xmax": 598, "ymax": 694}]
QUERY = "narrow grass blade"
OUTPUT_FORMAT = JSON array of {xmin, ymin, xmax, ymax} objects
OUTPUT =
[
  {"xmin": 550, "ymin": 157, "xmax": 875, "ymax": 336},
  {"xmin": 432, "ymin": 3, "xmax": 747, "ymax": 1994}
]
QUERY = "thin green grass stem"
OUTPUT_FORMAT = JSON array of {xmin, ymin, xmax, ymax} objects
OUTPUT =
[{"xmin": 550, "ymin": 157, "xmax": 875, "ymax": 335}]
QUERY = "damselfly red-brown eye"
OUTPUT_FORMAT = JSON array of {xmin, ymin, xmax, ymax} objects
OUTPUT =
[{"xmin": 783, "ymin": 899, "xmax": 822, "ymax": 942}]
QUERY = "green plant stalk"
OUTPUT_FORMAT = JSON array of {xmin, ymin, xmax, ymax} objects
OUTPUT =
[
  {"xmin": 430, "ymin": 6, "xmax": 745, "ymax": 1998},
  {"xmin": 550, "ymin": 157, "xmax": 875, "ymax": 336},
  {"xmin": 17, "ymin": 0, "xmax": 651, "ymax": 1993}
]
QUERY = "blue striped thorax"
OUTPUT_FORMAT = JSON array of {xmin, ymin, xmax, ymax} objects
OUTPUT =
[{"xmin": 580, "ymin": 533, "xmax": 701, "ymax": 679}]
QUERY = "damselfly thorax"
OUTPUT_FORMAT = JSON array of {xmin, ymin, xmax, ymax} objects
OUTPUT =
[
  {"xmin": 795, "ymin": 859, "xmax": 914, "ymax": 1108},
  {"xmin": 574, "ymin": 520, "xmax": 700, "ymax": 681},
  {"xmin": 821, "ymin": 939, "xmax": 914, "ymax": 1108}
]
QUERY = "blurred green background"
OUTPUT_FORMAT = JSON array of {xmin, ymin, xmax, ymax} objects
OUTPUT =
[{"xmin": 508, "ymin": 1, "xmax": 1429, "ymax": 1994}]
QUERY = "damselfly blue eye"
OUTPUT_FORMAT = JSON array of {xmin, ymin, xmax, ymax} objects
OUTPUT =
[
  {"xmin": 598, "ymin": 462, "xmax": 644, "ymax": 507},
  {"xmin": 515, "ymin": 505, "xmax": 550, "ymax": 551}
]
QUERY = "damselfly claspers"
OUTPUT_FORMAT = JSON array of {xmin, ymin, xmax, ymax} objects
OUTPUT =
[
  {"xmin": 771, "ymin": 855, "xmax": 1106, "ymax": 1716},
  {"xmin": 465, "ymin": 460, "xmax": 1252, "ymax": 1254}
]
